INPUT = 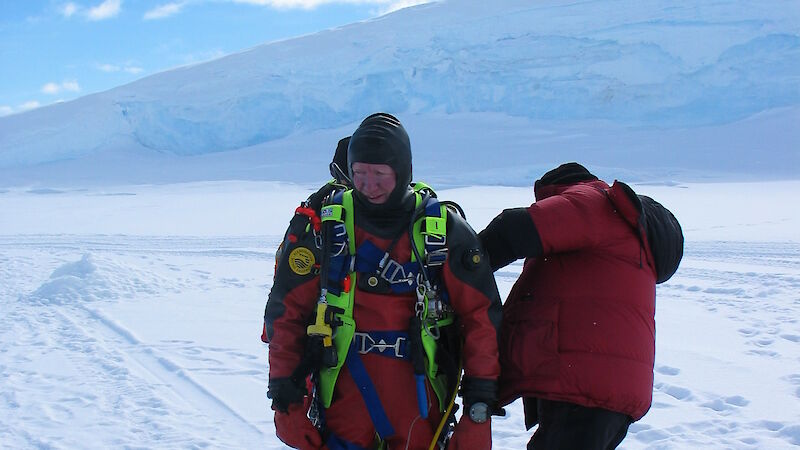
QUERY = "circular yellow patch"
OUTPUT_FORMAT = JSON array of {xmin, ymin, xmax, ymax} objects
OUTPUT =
[
  {"xmin": 472, "ymin": 254, "xmax": 482, "ymax": 264},
  {"xmin": 288, "ymin": 247, "xmax": 315, "ymax": 275}
]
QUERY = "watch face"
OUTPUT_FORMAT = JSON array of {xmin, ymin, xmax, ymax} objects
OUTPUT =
[{"xmin": 469, "ymin": 402, "xmax": 489, "ymax": 424}]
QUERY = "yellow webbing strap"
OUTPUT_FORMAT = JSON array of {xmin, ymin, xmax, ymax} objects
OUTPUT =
[{"xmin": 428, "ymin": 357, "xmax": 463, "ymax": 450}]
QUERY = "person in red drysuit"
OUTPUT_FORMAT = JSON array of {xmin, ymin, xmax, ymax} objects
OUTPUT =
[{"xmin": 264, "ymin": 113, "xmax": 502, "ymax": 450}]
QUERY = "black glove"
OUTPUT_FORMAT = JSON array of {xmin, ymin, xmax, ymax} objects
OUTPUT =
[
  {"xmin": 478, "ymin": 208, "xmax": 542, "ymax": 271},
  {"xmin": 460, "ymin": 377, "xmax": 497, "ymax": 405},
  {"xmin": 460, "ymin": 377, "xmax": 504, "ymax": 416},
  {"xmin": 267, "ymin": 377, "xmax": 307, "ymax": 413}
]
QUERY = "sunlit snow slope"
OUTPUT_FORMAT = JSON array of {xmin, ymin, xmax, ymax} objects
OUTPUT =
[{"xmin": 0, "ymin": 0, "xmax": 798, "ymax": 186}]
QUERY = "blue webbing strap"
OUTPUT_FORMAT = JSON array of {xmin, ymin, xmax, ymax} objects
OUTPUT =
[
  {"xmin": 326, "ymin": 253, "xmax": 351, "ymax": 296},
  {"xmin": 424, "ymin": 197, "xmax": 441, "ymax": 218},
  {"xmin": 345, "ymin": 342, "xmax": 396, "ymax": 441},
  {"xmin": 326, "ymin": 433, "xmax": 372, "ymax": 450},
  {"xmin": 353, "ymin": 239, "xmax": 384, "ymax": 272}
]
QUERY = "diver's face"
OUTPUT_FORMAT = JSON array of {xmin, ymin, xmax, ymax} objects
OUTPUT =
[{"xmin": 352, "ymin": 162, "xmax": 396, "ymax": 204}]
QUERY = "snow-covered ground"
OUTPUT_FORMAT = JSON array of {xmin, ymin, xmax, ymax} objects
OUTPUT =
[{"xmin": 1, "ymin": 180, "xmax": 798, "ymax": 449}]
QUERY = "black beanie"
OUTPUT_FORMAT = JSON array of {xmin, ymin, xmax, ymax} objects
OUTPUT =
[
  {"xmin": 347, "ymin": 113, "xmax": 412, "ymax": 207},
  {"xmin": 534, "ymin": 162, "xmax": 598, "ymax": 190}
]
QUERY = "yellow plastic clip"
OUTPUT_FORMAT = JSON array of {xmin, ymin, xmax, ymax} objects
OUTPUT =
[{"xmin": 307, "ymin": 302, "xmax": 333, "ymax": 339}]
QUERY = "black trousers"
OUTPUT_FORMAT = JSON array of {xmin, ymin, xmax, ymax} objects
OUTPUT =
[{"xmin": 524, "ymin": 398, "xmax": 632, "ymax": 450}]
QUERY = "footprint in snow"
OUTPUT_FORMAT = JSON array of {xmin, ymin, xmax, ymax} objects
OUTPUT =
[
  {"xmin": 655, "ymin": 365, "xmax": 680, "ymax": 376},
  {"xmin": 746, "ymin": 349, "xmax": 779, "ymax": 358},
  {"xmin": 220, "ymin": 277, "xmax": 245, "ymax": 288},
  {"xmin": 755, "ymin": 337, "xmax": 775, "ymax": 347},
  {"xmin": 755, "ymin": 420, "xmax": 784, "ymax": 432},
  {"xmin": 700, "ymin": 395, "xmax": 749, "ymax": 412},
  {"xmin": 654, "ymin": 382, "xmax": 692, "ymax": 401},
  {"xmin": 724, "ymin": 395, "xmax": 749, "ymax": 407},
  {"xmin": 631, "ymin": 427, "xmax": 671, "ymax": 443},
  {"xmin": 738, "ymin": 328, "xmax": 758, "ymax": 337},
  {"xmin": 704, "ymin": 287, "xmax": 745, "ymax": 296}
]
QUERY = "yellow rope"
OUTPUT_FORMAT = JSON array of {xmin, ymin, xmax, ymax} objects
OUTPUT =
[{"xmin": 428, "ymin": 358, "xmax": 463, "ymax": 450}]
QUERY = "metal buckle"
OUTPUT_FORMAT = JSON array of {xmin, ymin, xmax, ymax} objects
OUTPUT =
[
  {"xmin": 424, "ymin": 234, "xmax": 446, "ymax": 246},
  {"xmin": 354, "ymin": 332, "xmax": 407, "ymax": 359},
  {"xmin": 314, "ymin": 231, "xmax": 323, "ymax": 249},
  {"xmin": 380, "ymin": 259, "xmax": 415, "ymax": 286},
  {"xmin": 333, "ymin": 223, "xmax": 347, "ymax": 238},
  {"xmin": 424, "ymin": 234, "xmax": 447, "ymax": 266},
  {"xmin": 330, "ymin": 223, "xmax": 348, "ymax": 256},
  {"xmin": 425, "ymin": 249, "xmax": 448, "ymax": 266}
]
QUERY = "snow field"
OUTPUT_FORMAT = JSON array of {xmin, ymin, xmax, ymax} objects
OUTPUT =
[{"xmin": 1, "ymin": 181, "xmax": 799, "ymax": 449}]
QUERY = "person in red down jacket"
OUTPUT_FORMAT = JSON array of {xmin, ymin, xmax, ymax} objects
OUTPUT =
[{"xmin": 478, "ymin": 162, "xmax": 658, "ymax": 450}]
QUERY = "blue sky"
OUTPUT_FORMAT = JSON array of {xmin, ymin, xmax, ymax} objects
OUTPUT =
[{"xmin": 0, "ymin": 0, "xmax": 426, "ymax": 117}]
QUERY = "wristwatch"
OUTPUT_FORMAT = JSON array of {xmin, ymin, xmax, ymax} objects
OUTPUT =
[{"xmin": 468, "ymin": 402, "xmax": 489, "ymax": 424}]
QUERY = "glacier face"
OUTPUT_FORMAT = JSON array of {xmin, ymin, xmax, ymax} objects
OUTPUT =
[{"xmin": 0, "ymin": 0, "xmax": 798, "ymax": 183}]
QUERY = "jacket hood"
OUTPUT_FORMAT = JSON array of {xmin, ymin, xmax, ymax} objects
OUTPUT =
[
  {"xmin": 534, "ymin": 179, "xmax": 608, "ymax": 201},
  {"xmin": 533, "ymin": 162, "xmax": 598, "ymax": 200}
]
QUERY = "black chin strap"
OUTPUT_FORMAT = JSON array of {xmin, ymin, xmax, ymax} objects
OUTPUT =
[{"xmin": 329, "ymin": 162, "xmax": 351, "ymax": 185}]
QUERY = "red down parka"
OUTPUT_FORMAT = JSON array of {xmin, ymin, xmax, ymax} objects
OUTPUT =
[{"xmin": 497, "ymin": 179, "xmax": 657, "ymax": 421}]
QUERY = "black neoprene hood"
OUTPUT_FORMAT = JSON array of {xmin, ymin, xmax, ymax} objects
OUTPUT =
[{"xmin": 347, "ymin": 113, "xmax": 413, "ymax": 195}]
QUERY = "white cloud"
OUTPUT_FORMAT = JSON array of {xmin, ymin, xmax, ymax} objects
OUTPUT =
[
  {"xmin": 0, "ymin": 106, "xmax": 13, "ymax": 117},
  {"xmin": 98, "ymin": 63, "xmax": 120, "ymax": 72},
  {"xmin": 87, "ymin": 0, "xmax": 122, "ymax": 21},
  {"xmin": 97, "ymin": 63, "xmax": 144, "ymax": 74},
  {"xmin": 62, "ymin": 80, "xmax": 80, "ymax": 92},
  {"xmin": 41, "ymin": 81, "xmax": 81, "ymax": 95},
  {"xmin": 19, "ymin": 101, "xmax": 41, "ymax": 111},
  {"xmin": 144, "ymin": 2, "xmax": 187, "ymax": 20},
  {"xmin": 42, "ymin": 83, "xmax": 61, "ymax": 94},
  {"xmin": 61, "ymin": 2, "xmax": 79, "ymax": 17}
]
